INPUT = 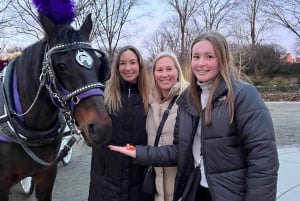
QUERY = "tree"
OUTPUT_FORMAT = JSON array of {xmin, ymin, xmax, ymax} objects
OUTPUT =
[
  {"xmin": 197, "ymin": 0, "xmax": 239, "ymax": 32},
  {"xmin": 239, "ymin": 0, "xmax": 273, "ymax": 47},
  {"xmin": 267, "ymin": 0, "xmax": 300, "ymax": 39},
  {"xmin": 0, "ymin": 0, "xmax": 13, "ymax": 50},
  {"xmin": 142, "ymin": 15, "xmax": 200, "ymax": 68},
  {"xmin": 166, "ymin": 0, "xmax": 200, "ymax": 67},
  {"xmin": 2, "ymin": 0, "xmax": 146, "ymax": 61},
  {"xmin": 8, "ymin": 0, "xmax": 41, "ymax": 39},
  {"xmin": 88, "ymin": 0, "xmax": 146, "ymax": 60},
  {"xmin": 246, "ymin": 44, "xmax": 283, "ymax": 76},
  {"xmin": 230, "ymin": 33, "xmax": 253, "ymax": 77}
]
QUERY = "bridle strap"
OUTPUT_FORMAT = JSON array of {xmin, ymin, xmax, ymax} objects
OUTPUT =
[
  {"xmin": 60, "ymin": 87, "xmax": 104, "ymax": 112},
  {"xmin": 43, "ymin": 42, "xmax": 105, "ymax": 111}
]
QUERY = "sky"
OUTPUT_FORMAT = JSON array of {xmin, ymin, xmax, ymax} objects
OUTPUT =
[
  {"xmin": 2, "ymin": 0, "xmax": 298, "ymax": 57},
  {"xmin": 140, "ymin": 0, "xmax": 298, "ymax": 57}
]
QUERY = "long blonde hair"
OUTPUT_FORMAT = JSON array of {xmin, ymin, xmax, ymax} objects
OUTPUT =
[
  {"xmin": 189, "ymin": 31, "xmax": 240, "ymax": 125},
  {"xmin": 104, "ymin": 46, "xmax": 149, "ymax": 114}
]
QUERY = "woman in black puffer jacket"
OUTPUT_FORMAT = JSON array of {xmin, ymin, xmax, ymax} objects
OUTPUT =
[
  {"xmin": 88, "ymin": 46, "xmax": 153, "ymax": 201},
  {"xmin": 172, "ymin": 31, "xmax": 279, "ymax": 201}
]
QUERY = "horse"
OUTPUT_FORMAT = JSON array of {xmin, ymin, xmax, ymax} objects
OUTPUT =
[{"xmin": 0, "ymin": 13, "xmax": 112, "ymax": 201}]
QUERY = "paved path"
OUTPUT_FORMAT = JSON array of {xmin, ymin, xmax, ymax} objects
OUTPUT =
[
  {"xmin": 277, "ymin": 147, "xmax": 300, "ymax": 201},
  {"xmin": 266, "ymin": 102, "xmax": 300, "ymax": 147},
  {"xmin": 9, "ymin": 101, "xmax": 300, "ymax": 201}
]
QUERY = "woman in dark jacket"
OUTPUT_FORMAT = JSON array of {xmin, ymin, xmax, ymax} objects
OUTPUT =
[
  {"xmin": 88, "ymin": 46, "xmax": 153, "ymax": 201},
  {"xmin": 172, "ymin": 31, "xmax": 279, "ymax": 201},
  {"xmin": 109, "ymin": 32, "xmax": 279, "ymax": 201}
]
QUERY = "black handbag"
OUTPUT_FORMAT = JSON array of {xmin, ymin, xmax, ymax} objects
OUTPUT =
[
  {"xmin": 142, "ymin": 166, "xmax": 156, "ymax": 195},
  {"xmin": 142, "ymin": 96, "xmax": 177, "ymax": 195}
]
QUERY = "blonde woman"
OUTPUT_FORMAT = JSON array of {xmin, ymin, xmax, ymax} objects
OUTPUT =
[
  {"xmin": 109, "ymin": 52, "xmax": 188, "ymax": 201},
  {"xmin": 88, "ymin": 46, "xmax": 152, "ymax": 201}
]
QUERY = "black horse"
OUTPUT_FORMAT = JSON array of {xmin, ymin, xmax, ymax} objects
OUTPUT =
[{"xmin": 0, "ymin": 13, "xmax": 111, "ymax": 201}]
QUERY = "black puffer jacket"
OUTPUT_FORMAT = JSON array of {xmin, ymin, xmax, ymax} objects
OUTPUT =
[
  {"xmin": 88, "ymin": 81, "xmax": 153, "ymax": 201},
  {"xmin": 173, "ymin": 79, "xmax": 279, "ymax": 201}
]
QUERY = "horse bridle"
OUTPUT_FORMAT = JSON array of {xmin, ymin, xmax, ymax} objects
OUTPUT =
[
  {"xmin": 42, "ymin": 41, "xmax": 105, "ymax": 112},
  {"xmin": 12, "ymin": 41, "xmax": 105, "ymax": 117},
  {"xmin": 8, "ymin": 41, "xmax": 107, "ymax": 166}
]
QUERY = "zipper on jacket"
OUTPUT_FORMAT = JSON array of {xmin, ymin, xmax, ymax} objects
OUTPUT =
[
  {"xmin": 200, "ymin": 113, "xmax": 215, "ymax": 201},
  {"xmin": 128, "ymin": 86, "xmax": 131, "ymax": 98}
]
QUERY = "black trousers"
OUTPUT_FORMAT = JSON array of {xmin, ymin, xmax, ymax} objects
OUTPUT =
[{"xmin": 181, "ymin": 166, "xmax": 212, "ymax": 201}]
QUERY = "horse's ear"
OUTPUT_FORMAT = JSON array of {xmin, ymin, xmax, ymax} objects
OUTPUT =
[
  {"xmin": 39, "ymin": 12, "xmax": 59, "ymax": 44},
  {"xmin": 79, "ymin": 13, "xmax": 93, "ymax": 41}
]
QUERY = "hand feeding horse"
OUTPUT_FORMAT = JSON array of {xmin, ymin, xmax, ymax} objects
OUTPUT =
[{"xmin": 0, "ymin": 1, "xmax": 112, "ymax": 200}]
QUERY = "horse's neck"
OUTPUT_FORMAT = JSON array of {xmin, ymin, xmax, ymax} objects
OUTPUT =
[{"xmin": 15, "ymin": 44, "xmax": 59, "ymax": 130}]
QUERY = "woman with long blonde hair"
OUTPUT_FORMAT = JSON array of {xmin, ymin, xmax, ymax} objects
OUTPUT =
[{"xmin": 88, "ymin": 46, "xmax": 153, "ymax": 201}]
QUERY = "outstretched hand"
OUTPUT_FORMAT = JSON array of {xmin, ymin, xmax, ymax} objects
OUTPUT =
[{"xmin": 108, "ymin": 144, "xmax": 137, "ymax": 158}]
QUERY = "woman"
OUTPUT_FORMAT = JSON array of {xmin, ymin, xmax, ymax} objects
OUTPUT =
[
  {"xmin": 88, "ymin": 46, "xmax": 152, "ymax": 201},
  {"xmin": 172, "ymin": 31, "xmax": 279, "ymax": 201},
  {"xmin": 109, "ymin": 52, "xmax": 188, "ymax": 201},
  {"xmin": 144, "ymin": 52, "xmax": 188, "ymax": 201}
]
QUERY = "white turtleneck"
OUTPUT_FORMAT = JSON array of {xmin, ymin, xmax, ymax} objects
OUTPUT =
[{"xmin": 192, "ymin": 81, "xmax": 211, "ymax": 188}]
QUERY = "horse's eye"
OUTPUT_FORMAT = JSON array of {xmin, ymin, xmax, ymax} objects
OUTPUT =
[{"xmin": 56, "ymin": 63, "xmax": 67, "ymax": 71}]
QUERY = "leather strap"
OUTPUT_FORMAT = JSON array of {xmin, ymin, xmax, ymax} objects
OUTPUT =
[{"xmin": 153, "ymin": 96, "xmax": 177, "ymax": 146}]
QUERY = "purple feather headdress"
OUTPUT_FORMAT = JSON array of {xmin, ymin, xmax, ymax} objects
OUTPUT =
[{"xmin": 32, "ymin": 0, "xmax": 76, "ymax": 24}]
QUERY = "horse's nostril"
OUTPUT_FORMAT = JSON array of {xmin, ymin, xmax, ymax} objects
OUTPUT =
[
  {"xmin": 87, "ymin": 123, "xmax": 111, "ymax": 145},
  {"xmin": 88, "ymin": 124, "xmax": 95, "ymax": 133}
]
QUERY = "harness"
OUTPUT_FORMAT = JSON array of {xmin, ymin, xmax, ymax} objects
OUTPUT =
[{"xmin": 0, "ymin": 41, "xmax": 106, "ymax": 165}]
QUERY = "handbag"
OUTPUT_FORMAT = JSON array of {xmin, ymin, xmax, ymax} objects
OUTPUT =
[
  {"xmin": 142, "ymin": 166, "xmax": 156, "ymax": 195},
  {"xmin": 142, "ymin": 96, "xmax": 177, "ymax": 195}
]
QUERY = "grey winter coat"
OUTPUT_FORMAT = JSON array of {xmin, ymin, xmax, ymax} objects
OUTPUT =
[{"xmin": 173, "ymin": 79, "xmax": 279, "ymax": 201}]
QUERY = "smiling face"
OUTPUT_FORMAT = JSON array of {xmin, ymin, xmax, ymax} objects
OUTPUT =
[
  {"xmin": 191, "ymin": 40, "xmax": 220, "ymax": 83},
  {"xmin": 118, "ymin": 50, "xmax": 139, "ymax": 83},
  {"xmin": 154, "ymin": 56, "xmax": 178, "ymax": 98}
]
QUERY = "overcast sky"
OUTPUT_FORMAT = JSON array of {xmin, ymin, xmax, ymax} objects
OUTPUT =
[{"xmin": 2, "ymin": 0, "xmax": 298, "ymax": 57}]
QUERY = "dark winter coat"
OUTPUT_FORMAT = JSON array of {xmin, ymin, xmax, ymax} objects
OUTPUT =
[
  {"xmin": 88, "ymin": 81, "xmax": 153, "ymax": 201},
  {"xmin": 173, "ymin": 79, "xmax": 279, "ymax": 201}
]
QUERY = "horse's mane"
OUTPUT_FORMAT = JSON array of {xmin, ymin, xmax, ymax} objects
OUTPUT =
[
  {"xmin": 14, "ymin": 41, "xmax": 46, "ymax": 72},
  {"xmin": 45, "ymin": 25, "xmax": 86, "ymax": 43}
]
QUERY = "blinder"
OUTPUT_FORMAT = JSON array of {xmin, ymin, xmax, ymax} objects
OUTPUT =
[
  {"xmin": 42, "ymin": 41, "xmax": 109, "ymax": 111},
  {"xmin": 96, "ymin": 50, "xmax": 110, "ymax": 83}
]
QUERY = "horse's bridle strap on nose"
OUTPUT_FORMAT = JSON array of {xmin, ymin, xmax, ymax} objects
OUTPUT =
[
  {"xmin": 60, "ymin": 83, "xmax": 104, "ymax": 113},
  {"xmin": 61, "ymin": 82, "xmax": 104, "ymax": 102}
]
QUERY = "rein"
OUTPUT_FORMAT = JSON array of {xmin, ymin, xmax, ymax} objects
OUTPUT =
[{"xmin": 2, "ymin": 41, "xmax": 105, "ymax": 166}]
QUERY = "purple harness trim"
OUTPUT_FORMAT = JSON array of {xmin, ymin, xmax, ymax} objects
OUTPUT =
[
  {"xmin": 71, "ymin": 88, "xmax": 104, "ymax": 112},
  {"xmin": 13, "ymin": 69, "xmax": 24, "ymax": 123},
  {"xmin": 60, "ymin": 87, "xmax": 104, "ymax": 112},
  {"xmin": 0, "ymin": 133, "xmax": 10, "ymax": 142}
]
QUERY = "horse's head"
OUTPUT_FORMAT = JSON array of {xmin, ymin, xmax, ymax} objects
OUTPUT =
[{"xmin": 39, "ymin": 13, "xmax": 111, "ymax": 146}]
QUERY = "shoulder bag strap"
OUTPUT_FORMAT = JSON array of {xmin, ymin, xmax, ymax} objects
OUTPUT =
[{"xmin": 153, "ymin": 95, "xmax": 178, "ymax": 146}]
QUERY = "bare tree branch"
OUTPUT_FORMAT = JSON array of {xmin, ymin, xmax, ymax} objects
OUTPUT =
[{"xmin": 266, "ymin": 0, "xmax": 300, "ymax": 38}]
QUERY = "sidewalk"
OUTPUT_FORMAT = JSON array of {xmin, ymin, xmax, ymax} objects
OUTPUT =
[{"xmin": 277, "ymin": 146, "xmax": 300, "ymax": 201}]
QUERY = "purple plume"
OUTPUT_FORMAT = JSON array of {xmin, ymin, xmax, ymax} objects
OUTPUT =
[{"xmin": 32, "ymin": 0, "xmax": 76, "ymax": 24}]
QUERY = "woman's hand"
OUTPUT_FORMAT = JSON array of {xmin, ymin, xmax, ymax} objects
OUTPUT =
[{"xmin": 108, "ymin": 144, "xmax": 137, "ymax": 158}]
